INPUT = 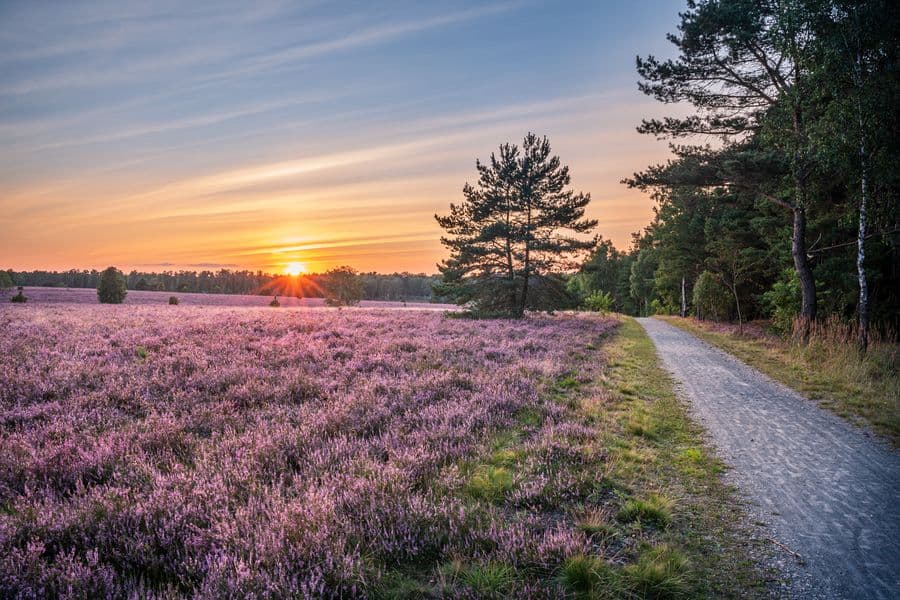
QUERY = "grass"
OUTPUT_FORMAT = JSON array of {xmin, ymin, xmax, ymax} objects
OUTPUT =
[
  {"xmin": 658, "ymin": 316, "xmax": 900, "ymax": 445},
  {"xmin": 597, "ymin": 317, "xmax": 769, "ymax": 597},
  {"xmin": 617, "ymin": 494, "xmax": 674, "ymax": 528}
]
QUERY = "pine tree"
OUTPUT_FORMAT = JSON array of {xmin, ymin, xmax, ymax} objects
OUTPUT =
[{"xmin": 435, "ymin": 133, "xmax": 597, "ymax": 317}]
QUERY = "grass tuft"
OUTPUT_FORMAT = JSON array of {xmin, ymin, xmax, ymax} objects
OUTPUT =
[
  {"xmin": 622, "ymin": 544, "xmax": 689, "ymax": 599},
  {"xmin": 617, "ymin": 493, "xmax": 674, "ymax": 528},
  {"xmin": 464, "ymin": 465, "xmax": 514, "ymax": 502}
]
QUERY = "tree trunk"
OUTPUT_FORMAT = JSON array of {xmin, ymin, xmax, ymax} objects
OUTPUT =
[
  {"xmin": 731, "ymin": 282, "xmax": 743, "ymax": 335},
  {"xmin": 791, "ymin": 205, "xmax": 816, "ymax": 335},
  {"xmin": 857, "ymin": 138, "xmax": 870, "ymax": 351},
  {"xmin": 680, "ymin": 276, "xmax": 686, "ymax": 318},
  {"xmin": 854, "ymin": 45, "xmax": 870, "ymax": 352}
]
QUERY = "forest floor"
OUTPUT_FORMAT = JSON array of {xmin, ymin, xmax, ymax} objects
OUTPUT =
[
  {"xmin": 639, "ymin": 317, "xmax": 900, "ymax": 599},
  {"xmin": 656, "ymin": 316, "xmax": 899, "ymax": 445}
]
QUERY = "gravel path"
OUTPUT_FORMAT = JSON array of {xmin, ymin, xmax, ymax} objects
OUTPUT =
[{"xmin": 638, "ymin": 318, "xmax": 900, "ymax": 599}]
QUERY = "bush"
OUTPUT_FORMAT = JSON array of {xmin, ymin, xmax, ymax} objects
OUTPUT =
[
  {"xmin": 10, "ymin": 286, "xmax": 27, "ymax": 303},
  {"xmin": 269, "ymin": 296, "xmax": 281, "ymax": 307},
  {"xmin": 97, "ymin": 267, "xmax": 127, "ymax": 304},
  {"xmin": 762, "ymin": 269, "xmax": 801, "ymax": 334},
  {"xmin": 584, "ymin": 290, "xmax": 614, "ymax": 313},
  {"xmin": 323, "ymin": 266, "xmax": 364, "ymax": 307},
  {"xmin": 168, "ymin": 296, "xmax": 179, "ymax": 305},
  {"xmin": 692, "ymin": 271, "xmax": 730, "ymax": 321}
]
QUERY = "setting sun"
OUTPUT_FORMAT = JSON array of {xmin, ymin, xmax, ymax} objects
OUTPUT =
[{"xmin": 284, "ymin": 262, "xmax": 308, "ymax": 276}]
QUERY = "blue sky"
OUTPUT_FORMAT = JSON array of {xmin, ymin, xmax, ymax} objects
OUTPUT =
[{"xmin": 1, "ymin": 0, "xmax": 686, "ymax": 273}]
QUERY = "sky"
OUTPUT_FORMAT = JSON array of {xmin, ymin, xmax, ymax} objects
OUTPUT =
[{"xmin": 1, "ymin": 0, "xmax": 686, "ymax": 274}]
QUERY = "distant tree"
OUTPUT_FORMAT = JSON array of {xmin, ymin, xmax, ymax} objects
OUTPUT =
[
  {"xmin": 435, "ymin": 133, "xmax": 596, "ymax": 317},
  {"xmin": 323, "ymin": 266, "xmax": 363, "ymax": 306},
  {"xmin": 135, "ymin": 278, "xmax": 150, "ymax": 291},
  {"xmin": 0, "ymin": 270, "xmax": 14, "ymax": 292},
  {"xmin": 97, "ymin": 267, "xmax": 127, "ymax": 304}
]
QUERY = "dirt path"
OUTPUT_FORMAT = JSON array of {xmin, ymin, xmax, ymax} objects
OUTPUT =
[{"xmin": 637, "ymin": 318, "xmax": 900, "ymax": 599}]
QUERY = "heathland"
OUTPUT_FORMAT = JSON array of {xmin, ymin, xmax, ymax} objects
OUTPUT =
[{"xmin": 0, "ymin": 302, "xmax": 761, "ymax": 598}]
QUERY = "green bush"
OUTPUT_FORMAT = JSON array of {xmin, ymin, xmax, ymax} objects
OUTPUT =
[
  {"xmin": 10, "ymin": 286, "xmax": 27, "ymax": 303},
  {"xmin": 269, "ymin": 296, "xmax": 281, "ymax": 307},
  {"xmin": 168, "ymin": 296, "xmax": 180, "ymax": 305},
  {"xmin": 762, "ymin": 268, "xmax": 801, "ymax": 334},
  {"xmin": 692, "ymin": 271, "xmax": 730, "ymax": 321},
  {"xmin": 97, "ymin": 267, "xmax": 127, "ymax": 304},
  {"xmin": 584, "ymin": 290, "xmax": 614, "ymax": 313}
]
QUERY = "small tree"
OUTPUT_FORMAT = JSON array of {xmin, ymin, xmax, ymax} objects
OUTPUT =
[
  {"xmin": 168, "ymin": 296, "xmax": 180, "ymax": 305},
  {"xmin": 323, "ymin": 266, "xmax": 363, "ymax": 307},
  {"xmin": 435, "ymin": 133, "xmax": 596, "ymax": 317},
  {"xmin": 692, "ymin": 271, "xmax": 730, "ymax": 322},
  {"xmin": 97, "ymin": 267, "xmax": 127, "ymax": 304}
]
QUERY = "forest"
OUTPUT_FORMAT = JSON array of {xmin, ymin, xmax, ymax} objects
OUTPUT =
[{"xmin": 568, "ymin": 0, "xmax": 899, "ymax": 346}]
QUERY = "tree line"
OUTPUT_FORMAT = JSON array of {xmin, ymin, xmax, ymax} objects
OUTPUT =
[{"xmin": 4, "ymin": 268, "xmax": 442, "ymax": 302}]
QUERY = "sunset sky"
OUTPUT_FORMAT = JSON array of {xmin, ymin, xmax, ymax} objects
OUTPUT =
[{"xmin": 1, "ymin": 0, "xmax": 685, "ymax": 274}]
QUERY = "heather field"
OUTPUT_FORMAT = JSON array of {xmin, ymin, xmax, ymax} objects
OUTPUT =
[
  {"xmin": 2, "ymin": 304, "xmax": 625, "ymax": 598},
  {"xmin": 12, "ymin": 287, "xmax": 454, "ymax": 310}
]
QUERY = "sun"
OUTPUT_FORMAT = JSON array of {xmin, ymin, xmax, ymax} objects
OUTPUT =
[{"xmin": 284, "ymin": 262, "xmax": 307, "ymax": 276}]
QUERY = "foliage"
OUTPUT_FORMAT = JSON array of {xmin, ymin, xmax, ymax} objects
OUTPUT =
[
  {"xmin": 322, "ymin": 266, "xmax": 364, "ymax": 306},
  {"xmin": 622, "ymin": 0, "xmax": 900, "ymax": 334},
  {"xmin": 0, "ymin": 270, "xmax": 14, "ymax": 290},
  {"xmin": 762, "ymin": 269, "xmax": 802, "ymax": 334},
  {"xmin": 583, "ymin": 290, "xmax": 614, "ymax": 314},
  {"xmin": 692, "ymin": 271, "xmax": 731, "ymax": 322},
  {"xmin": 269, "ymin": 296, "xmax": 281, "ymax": 307},
  {"xmin": 436, "ymin": 133, "xmax": 596, "ymax": 317},
  {"xmin": 96, "ymin": 267, "xmax": 127, "ymax": 304},
  {"xmin": 168, "ymin": 296, "xmax": 179, "ymax": 305},
  {"xmin": 9, "ymin": 287, "xmax": 27, "ymax": 303}
]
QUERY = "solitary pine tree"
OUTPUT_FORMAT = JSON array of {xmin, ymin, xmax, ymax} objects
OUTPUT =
[
  {"xmin": 97, "ymin": 267, "xmax": 127, "ymax": 304},
  {"xmin": 435, "ymin": 133, "xmax": 597, "ymax": 317}
]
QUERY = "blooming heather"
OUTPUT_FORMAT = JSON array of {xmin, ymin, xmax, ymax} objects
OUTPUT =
[{"xmin": 0, "ymin": 304, "xmax": 616, "ymax": 598}]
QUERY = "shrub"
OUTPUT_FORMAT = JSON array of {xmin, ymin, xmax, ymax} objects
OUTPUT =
[
  {"xmin": 762, "ymin": 268, "xmax": 801, "ymax": 334},
  {"xmin": 692, "ymin": 271, "xmax": 730, "ymax": 322},
  {"xmin": 97, "ymin": 267, "xmax": 127, "ymax": 304},
  {"xmin": 168, "ymin": 296, "xmax": 179, "ymax": 305},
  {"xmin": 269, "ymin": 296, "xmax": 281, "ymax": 307},
  {"xmin": 583, "ymin": 290, "xmax": 614, "ymax": 313},
  {"xmin": 10, "ymin": 286, "xmax": 27, "ymax": 303}
]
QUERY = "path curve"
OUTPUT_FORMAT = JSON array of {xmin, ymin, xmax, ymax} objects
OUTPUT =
[{"xmin": 637, "ymin": 318, "xmax": 900, "ymax": 599}]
